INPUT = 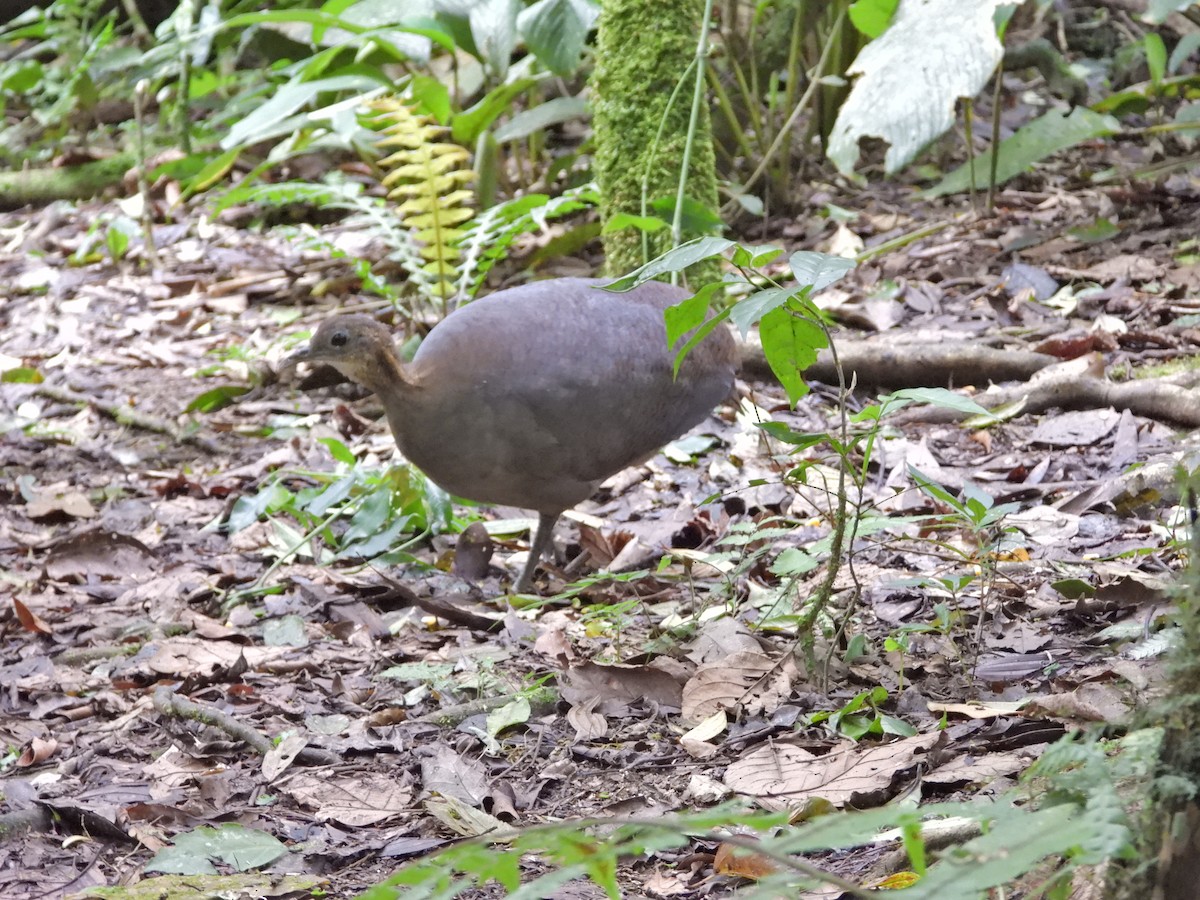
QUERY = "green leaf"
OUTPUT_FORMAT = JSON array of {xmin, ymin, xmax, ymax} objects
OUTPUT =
[
  {"xmin": 1051, "ymin": 578, "xmax": 1095, "ymax": 600},
  {"xmin": 925, "ymin": 107, "xmax": 1120, "ymax": 198},
  {"xmin": 730, "ymin": 243, "xmax": 782, "ymax": 268},
  {"xmin": 1145, "ymin": 0, "xmax": 1196, "ymax": 23},
  {"xmin": 468, "ymin": 0, "xmax": 520, "ymax": 78},
  {"xmin": 869, "ymin": 387, "xmax": 996, "ymax": 420},
  {"xmin": 848, "ymin": 0, "xmax": 897, "ymax": 38},
  {"xmin": 519, "ymin": 0, "xmax": 597, "ymax": 75},
  {"xmin": 408, "ymin": 73, "xmax": 451, "ymax": 123},
  {"xmin": 2, "ymin": 60, "xmax": 43, "ymax": 93},
  {"xmin": 728, "ymin": 287, "xmax": 803, "ymax": 338},
  {"xmin": 669, "ymin": 310, "xmax": 730, "ymax": 379},
  {"xmin": 186, "ymin": 384, "xmax": 251, "ymax": 413},
  {"xmin": 648, "ymin": 195, "xmax": 724, "ymax": 233},
  {"xmin": 494, "ymin": 95, "xmax": 588, "ymax": 143},
  {"xmin": 789, "ymin": 250, "xmax": 857, "ymax": 292},
  {"xmin": 601, "ymin": 212, "xmax": 669, "ymax": 235},
  {"xmin": 1, "ymin": 367, "xmax": 43, "ymax": 384},
  {"xmin": 756, "ymin": 422, "xmax": 826, "ymax": 450},
  {"xmin": 486, "ymin": 696, "xmax": 531, "ymax": 737},
  {"xmin": 663, "ymin": 282, "xmax": 720, "ymax": 348},
  {"xmin": 1145, "ymin": 32, "xmax": 1167, "ymax": 85},
  {"xmin": 318, "ymin": 437, "xmax": 357, "ymax": 465},
  {"xmin": 1169, "ymin": 32, "xmax": 1200, "ymax": 74},
  {"xmin": 342, "ymin": 485, "xmax": 394, "ymax": 545},
  {"xmin": 340, "ymin": 515, "xmax": 412, "ymax": 559},
  {"xmin": 146, "ymin": 824, "xmax": 287, "ymax": 875},
  {"xmin": 451, "ymin": 76, "xmax": 539, "ymax": 145},
  {"xmin": 759, "ymin": 307, "xmax": 827, "ymax": 407},
  {"xmin": 604, "ymin": 237, "xmax": 735, "ymax": 291},
  {"xmin": 1066, "ymin": 218, "xmax": 1120, "ymax": 243},
  {"xmin": 304, "ymin": 474, "xmax": 356, "ymax": 517}
]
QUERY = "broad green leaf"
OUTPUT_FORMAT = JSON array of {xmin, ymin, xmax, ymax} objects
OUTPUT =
[
  {"xmin": 486, "ymin": 696, "xmax": 531, "ymax": 736},
  {"xmin": 469, "ymin": 0, "xmax": 520, "ymax": 78},
  {"xmin": 789, "ymin": 251, "xmax": 857, "ymax": 292},
  {"xmin": 494, "ymin": 95, "xmax": 588, "ymax": 142},
  {"xmin": 663, "ymin": 282, "xmax": 720, "ymax": 348},
  {"xmin": 878, "ymin": 387, "xmax": 996, "ymax": 419},
  {"xmin": 518, "ymin": 0, "xmax": 597, "ymax": 75},
  {"xmin": 601, "ymin": 212, "xmax": 669, "ymax": 234},
  {"xmin": 925, "ymin": 107, "xmax": 1120, "ymax": 198},
  {"xmin": 451, "ymin": 77, "xmax": 539, "ymax": 145},
  {"xmin": 604, "ymin": 237, "xmax": 735, "ymax": 291},
  {"xmin": 729, "ymin": 287, "xmax": 804, "ymax": 338},
  {"xmin": 669, "ymin": 310, "xmax": 730, "ymax": 379},
  {"xmin": 648, "ymin": 195, "xmax": 723, "ymax": 233},
  {"xmin": 408, "ymin": 72, "xmax": 451, "ymax": 123},
  {"xmin": 730, "ymin": 243, "xmax": 782, "ymax": 268},
  {"xmin": 759, "ymin": 307, "xmax": 826, "ymax": 406},
  {"xmin": 829, "ymin": 0, "xmax": 1003, "ymax": 175},
  {"xmin": 146, "ymin": 824, "xmax": 287, "ymax": 875},
  {"xmin": 305, "ymin": 474, "xmax": 356, "ymax": 517},
  {"xmin": 2, "ymin": 367, "xmax": 43, "ymax": 384},
  {"xmin": 318, "ymin": 437, "xmax": 357, "ymax": 465},
  {"xmin": 848, "ymin": 0, "xmax": 897, "ymax": 38},
  {"xmin": 186, "ymin": 384, "xmax": 251, "ymax": 413}
]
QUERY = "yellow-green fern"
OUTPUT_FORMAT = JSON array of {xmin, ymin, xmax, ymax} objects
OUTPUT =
[{"xmin": 373, "ymin": 99, "xmax": 475, "ymax": 309}]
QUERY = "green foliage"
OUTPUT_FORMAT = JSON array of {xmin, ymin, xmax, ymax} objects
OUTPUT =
[
  {"xmin": 357, "ymin": 794, "xmax": 1133, "ymax": 897},
  {"xmin": 803, "ymin": 686, "xmax": 918, "ymax": 739},
  {"xmin": 224, "ymin": 450, "xmax": 452, "ymax": 570}
]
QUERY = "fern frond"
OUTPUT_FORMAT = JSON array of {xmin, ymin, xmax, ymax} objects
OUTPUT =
[
  {"xmin": 371, "ymin": 99, "xmax": 475, "ymax": 310},
  {"xmin": 454, "ymin": 183, "xmax": 601, "ymax": 301}
]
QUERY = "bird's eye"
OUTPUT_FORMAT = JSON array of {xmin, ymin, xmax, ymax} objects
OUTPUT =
[{"xmin": 330, "ymin": 331, "xmax": 349, "ymax": 347}]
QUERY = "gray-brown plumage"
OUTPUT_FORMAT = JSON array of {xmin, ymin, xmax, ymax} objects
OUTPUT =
[{"xmin": 285, "ymin": 277, "xmax": 736, "ymax": 592}]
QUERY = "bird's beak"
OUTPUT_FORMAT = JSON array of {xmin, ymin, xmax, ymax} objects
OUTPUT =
[{"xmin": 278, "ymin": 343, "xmax": 315, "ymax": 378}]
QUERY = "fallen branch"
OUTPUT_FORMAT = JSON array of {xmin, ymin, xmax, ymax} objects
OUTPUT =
[
  {"xmin": 738, "ymin": 335, "xmax": 1055, "ymax": 389},
  {"xmin": 152, "ymin": 686, "xmax": 340, "ymax": 766}
]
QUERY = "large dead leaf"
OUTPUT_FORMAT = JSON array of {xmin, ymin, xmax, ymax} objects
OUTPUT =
[
  {"xmin": 723, "ymin": 733, "xmax": 942, "ymax": 809},
  {"xmin": 680, "ymin": 650, "xmax": 789, "ymax": 724}
]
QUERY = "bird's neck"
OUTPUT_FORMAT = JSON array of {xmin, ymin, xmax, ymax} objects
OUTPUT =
[{"xmin": 340, "ymin": 344, "xmax": 416, "ymax": 401}]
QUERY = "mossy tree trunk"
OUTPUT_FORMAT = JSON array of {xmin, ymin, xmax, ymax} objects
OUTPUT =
[{"xmin": 591, "ymin": 0, "xmax": 720, "ymax": 286}]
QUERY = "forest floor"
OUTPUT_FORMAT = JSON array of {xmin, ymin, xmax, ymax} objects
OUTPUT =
[{"xmin": 2, "ymin": 137, "xmax": 1200, "ymax": 898}]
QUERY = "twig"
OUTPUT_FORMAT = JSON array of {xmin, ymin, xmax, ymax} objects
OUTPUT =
[
  {"xmin": 152, "ymin": 686, "xmax": 340, "ymax": 766},
  {"xmin": 35, "ymin": 384, "xmax": 220, "ymax": 454}
]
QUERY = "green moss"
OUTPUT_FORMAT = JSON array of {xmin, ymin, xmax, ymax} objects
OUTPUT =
[{"xmin": 591, "ymin": 0, "xmax": 721, "ymax": 285}]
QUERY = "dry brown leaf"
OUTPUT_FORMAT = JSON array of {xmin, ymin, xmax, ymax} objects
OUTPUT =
[
  {"xmin": 723, "ymin": 733, "xmax": 941, "ymax": 809},
  {"xmin": 680, "ymin": 650, "xmax": 786, "ymax": 724}
]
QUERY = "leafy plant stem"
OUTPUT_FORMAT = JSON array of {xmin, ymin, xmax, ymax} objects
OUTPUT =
[
  {"xmin": 670, "ymin": 0, "xmax": 716, "ymax": 273},
  {"xmin": 797, "ymin": 332, "xmax": 850, "ymax": 682},
  {"xmin": 638, "ymin": 57, "xmax": 694, "ymax": 270},
  {"xmin": 174, "ymin": 0, "xmax": 195, "ymax": 154},
  {"xmin": 964, "ymin": 97, "xmax": 977, "ymax": 214},
  {"xmin": 987, "ymin": 69, "xmax": 1002, "ymax": 214},
  {"xmin": 855, "ymin": 218, "xmax": 957, "ymax": 263},
  {"xmin": 133, "ymin": 79, "xmax": 159, "ymax": 269}
]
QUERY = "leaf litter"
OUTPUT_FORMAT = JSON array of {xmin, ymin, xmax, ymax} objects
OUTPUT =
[{"xmin": 1, "ymin": 146, "xmax": 1198, "ymax": 897}]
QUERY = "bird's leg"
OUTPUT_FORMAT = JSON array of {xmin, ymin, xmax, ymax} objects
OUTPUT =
[{"xmin": 514, "ymin": 511, "xmax": 560, "ymax": 593}]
